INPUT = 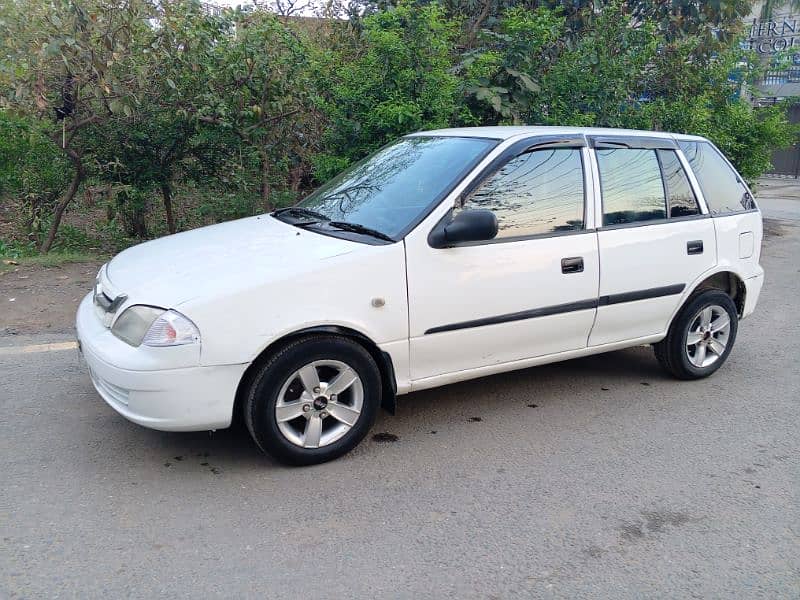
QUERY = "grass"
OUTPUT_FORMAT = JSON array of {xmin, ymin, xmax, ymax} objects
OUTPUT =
[{"xmin": 0, "ymin": 250, "xmax": 103, "ymax": 273}]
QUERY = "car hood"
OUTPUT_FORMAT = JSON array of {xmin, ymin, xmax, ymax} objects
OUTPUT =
[{"xmin": 106, "ymin": 215, "xmax": 360, "ymax": 306}]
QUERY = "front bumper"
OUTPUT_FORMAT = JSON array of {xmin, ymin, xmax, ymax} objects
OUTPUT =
[{"xmin": 76, "ymin": 294, "xmax": 247, "ymax": 432}]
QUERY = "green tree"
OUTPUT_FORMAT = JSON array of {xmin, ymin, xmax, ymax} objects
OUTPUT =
[
  {"xmin": 316, "ymin": 2, "xmax": 462, "ymax": 174},
  {"xmin": 537, "ymin": 3, "xmax": 658, "ymax": 127},
  {"xmin": 0, "ymin": 0, "xmax": 157, "ymax": 251},
  {"xmin": 164, "ymin": 6, "xmax": 319, "ymax": 208},
  {"xmin": 0, "ymin": 112, "xmax": 70, "ymax": 240},
  {"xmin": 459, "ymin": 6, "xmax": 564, "ymax": 123}
]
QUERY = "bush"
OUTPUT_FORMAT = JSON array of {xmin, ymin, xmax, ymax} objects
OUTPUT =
[
  {"xmin": 0, "ymin": 0, "xmax": 795, "ymax": 254},
  {"xmin": 318, "ymin": 2, "xmax": 462, "ymax": 166},
  {"xmin": 0, "ymin": 112, "xmax": 71, "ymax": 240}
]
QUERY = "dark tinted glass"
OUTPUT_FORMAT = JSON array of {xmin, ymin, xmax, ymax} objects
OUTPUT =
[
  {"xmin": 657, "ymin": 150, "xmax": 699, "ymax": 217},
  {"xmin": 299, "ymin": 136, "xmax": 496, "ymax": 238},
  {"xmin": 597, "ymin": 148, "xmax": 666, "ymax": 225},
  {"xmin": 678, "ymin": 141, "xmax": 755, "ymax": 215},
  {"xmin": 461, "ymin": 148, "xmax": 584, "ymax": 237}
]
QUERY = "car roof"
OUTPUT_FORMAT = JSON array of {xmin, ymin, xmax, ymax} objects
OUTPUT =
[{"xmin": 407, "ymin": 125, "xmax": 708, "ymax": 143}]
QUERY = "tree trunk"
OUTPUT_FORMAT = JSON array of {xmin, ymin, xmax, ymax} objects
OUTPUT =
[
  {"xmin": 466, "ymin": 0, "xmax": 492, "ymax": 49},
  {"xmin": 40, "ymin": 150, "xmax": 84, "ymax": 253},
  {"xmin": 160, "ymin": 181, "xmax": 176, "ymax": 234}
]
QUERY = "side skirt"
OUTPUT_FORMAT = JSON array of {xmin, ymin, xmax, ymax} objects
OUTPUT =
[{"xmin": 407, "ymin": 334, "xmax": 664, "ymax": 393}]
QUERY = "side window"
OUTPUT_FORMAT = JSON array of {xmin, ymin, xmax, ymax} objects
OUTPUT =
[
  {"xmin": 678, "ymin": 141, "xmax": 755, "ymax": 215},
  {"xmin": 460, "ymin": 148, "xmax": 585, "ymax": 238},
  {"xmin": 596, "ymin": 148, "xmax": 666, "ymax": 226},
  {"xmin": 657, "ymin": 149, "xmax": 700, "ymax": 218}
]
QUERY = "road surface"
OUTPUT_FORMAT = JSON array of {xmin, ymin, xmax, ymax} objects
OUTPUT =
[{"xmin": 1, "ymin": 188, "xmax": 798, "ymax": 598}]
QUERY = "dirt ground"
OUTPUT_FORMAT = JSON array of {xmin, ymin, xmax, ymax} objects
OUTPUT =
[{"xmin": 0, "ymin": 260, "xmax": 102, "ymax": 336}]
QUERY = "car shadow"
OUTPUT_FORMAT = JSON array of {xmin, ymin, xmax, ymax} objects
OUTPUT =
[{"xmin": 101, "ymin": 345, "xmax": 668, "ymax": 471}]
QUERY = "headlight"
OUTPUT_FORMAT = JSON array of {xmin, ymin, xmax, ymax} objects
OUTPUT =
[{"xmin": 112, "ymin": 306, "xmax": 200, "ymax": 347}]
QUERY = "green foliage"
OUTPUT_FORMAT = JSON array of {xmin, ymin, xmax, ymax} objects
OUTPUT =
[
  {"xmin": 0, "ymin": 0, "xmax": 160, "ymax": 251},
  {"xmin": 319, "ymin": 2, "xmax": 461, "ymax": 166},
  {"xmin": 0, "ymin": 238, "xmax": 38, "ymax": 259},
  {"xmin": 461, "ymin": 7, "xmax": 563, "ymax": 123},
  {"xmin": 537, "ymin": 3, "xmax": 659, "ymax": 127},
  {"xmin": 692, "ymin": 100, "xmax": 798, "ymax": 183},
  {"xmin": 0, "ymin": 112, "xmax": 70, "ymax": 237},
  {"xmin": 0, "ymin": 0, "xmax": 796, "ymax": 255}
]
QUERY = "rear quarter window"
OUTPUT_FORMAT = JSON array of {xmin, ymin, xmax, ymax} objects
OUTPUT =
[{"xmin": 678, "ymin": 141, "xmax": 756, "ymax": 215}]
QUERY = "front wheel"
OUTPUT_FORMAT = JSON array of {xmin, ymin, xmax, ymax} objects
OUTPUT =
[
  {"xmin": 654, "ymin": 290, "xmax": 739, "ymax": 380},
  {"xmin": 244, "ymin": 335, "xmax": 381, "ymax": 465}
]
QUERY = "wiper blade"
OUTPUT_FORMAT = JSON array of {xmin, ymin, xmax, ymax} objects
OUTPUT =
[
  {"xmin": 327, "ymin": 221, "xmax": 394, "ymax": 242},
  {"xmin": 272, "ymin": 207, "xmax": 330, "ymax": 222}
]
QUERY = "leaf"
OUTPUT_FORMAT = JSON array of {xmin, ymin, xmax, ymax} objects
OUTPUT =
[
  {"xmin": 517, "ymin": 73, "xmax": 540, "ymax": 93},
  {"xmin": 489, "ymin": 94, "xmax": 502, "ymax": 112},
  {"xmin": 474, "ymin": 87, "xmax": 493, "ymax": 101},
  {"xmin": 166, "ymin": 78, "xmax": 177, "ymax": 89}
]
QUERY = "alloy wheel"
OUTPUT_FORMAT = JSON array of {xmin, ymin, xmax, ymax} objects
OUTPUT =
[
  {"xmin": 685, "ymin": 304, "xmax": 731, "ymax": 368},
  {"xmin": 274, "ymin": 360, "xmax": 364, "ymax": 448}
]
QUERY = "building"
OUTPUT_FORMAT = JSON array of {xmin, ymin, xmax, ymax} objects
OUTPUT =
[{"xmin": 744, "ymin": 1, "xmax": 800, "ymax": 175}]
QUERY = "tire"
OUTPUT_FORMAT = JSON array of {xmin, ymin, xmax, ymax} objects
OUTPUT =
[
  {"xmin": 654, "ymin": 289, "xmax": 739, "ymax": 380},
  {"xmin": 244, "ymin": 335, "xmax": 381, "ymax": 465}
]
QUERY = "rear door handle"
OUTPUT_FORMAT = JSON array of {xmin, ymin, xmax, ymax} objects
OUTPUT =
[
  {"xmin": 561, "ymin": 257, "xmax": 584, "ymax": 274},
  {"xmin": 687, "ymin": 240, "xmax": 704, "ymax": 255}
]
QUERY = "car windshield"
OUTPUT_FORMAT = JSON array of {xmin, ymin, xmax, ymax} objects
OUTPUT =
[{"xmin": 293, "ymin": 136, "xmax": 497, "ymax": 239}]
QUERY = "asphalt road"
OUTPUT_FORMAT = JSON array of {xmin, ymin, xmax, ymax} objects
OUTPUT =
[{"xmin": 2, "ymin": 197, "xmax": 799, "ymax": 598}]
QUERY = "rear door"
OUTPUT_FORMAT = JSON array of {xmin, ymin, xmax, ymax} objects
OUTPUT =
[
  {"xmin": 588, "ymin": 136, "xmax": 717, "ymax": 346},
  {"xmin": 677, "ymin": 139, "xmax": 763, "ymax": 281}
]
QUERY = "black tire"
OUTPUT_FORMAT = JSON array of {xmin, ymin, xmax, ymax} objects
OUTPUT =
[
  {"xmin": 654, "ymin": 289, "xmax": 739, "ymax": 380},
  {"xmin": 244, "ymin": 335, "xmax": 381, "ymax": 465}
]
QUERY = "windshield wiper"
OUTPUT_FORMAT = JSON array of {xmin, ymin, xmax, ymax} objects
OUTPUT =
[
  {"xmin": 327, "ymin": 221, "xmax": 394, "ymax": 242},
  {"xmin": 272, "ymin": 207, "xmax": 330, "ymax": 222}
]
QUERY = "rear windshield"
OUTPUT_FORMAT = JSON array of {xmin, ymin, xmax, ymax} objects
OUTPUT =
[{"xmin": 678, "ymin": 141, "xmax": 756, "ymax": 215}]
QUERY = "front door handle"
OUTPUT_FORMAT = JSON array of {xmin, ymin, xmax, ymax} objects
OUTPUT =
[
  {"xmin": 561, "ymin": 257, "xmax": 584, "ymax": 274},
  {"xmin": 687, "ymin": 240, "xmax": 704, "ymax": 255}
]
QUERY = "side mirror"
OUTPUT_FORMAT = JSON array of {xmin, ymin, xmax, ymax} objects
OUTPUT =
[{"xmin": 429, "ymin": 209, "xmax": 498, "ymax": 248}]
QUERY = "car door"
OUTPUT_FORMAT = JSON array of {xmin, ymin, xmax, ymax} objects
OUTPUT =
[
  {"xmin": 587, "ymin": 136, "xmax": 717, "ymax": 346},
  {"xmin": 677, "ymin": 139, "xmax": 763, "ymax": 283},
  {"xmin": 405, "ymin": 136, "xmax": 600, "ymax": 383}
]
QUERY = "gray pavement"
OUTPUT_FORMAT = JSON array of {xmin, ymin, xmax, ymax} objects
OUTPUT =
[
  {"xmin": 1, "ymin": 191, "xmax": 799, "ymax": 598},
  {"xmin": 756, "ymin": 176, "xmax": 800, "ymax": 220}
]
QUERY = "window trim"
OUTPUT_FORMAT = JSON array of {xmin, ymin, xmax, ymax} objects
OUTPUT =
[
  {"xmin": 674, "ymin": 145, "xmax": 711, "ymax": 215},
  {"xmin": 598, "ymin": 213, "xmax": 710, "ymax": 231},
  {"xmin": 589, "ymin": 135, "xmax": 678, "ymax": 150},
  {"xmin": 595, "ymin": 145, "xmax": 668, "ymax": 228},
  {"xmin": 427, "ymin": 135, "xmax": 591, "ymax": 248},
  {"xmin": 655, "ymin": 148, "xmax": 701, "ymax": 219}
]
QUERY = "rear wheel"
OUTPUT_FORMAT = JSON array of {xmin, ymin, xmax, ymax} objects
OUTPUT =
[
  {"xmin": 244, "ymin": 335, "xmax": 381, "ymax": 465},
  {"xmin": 654, "ymin": 290, "xmax": 738, "ymax": 380}
]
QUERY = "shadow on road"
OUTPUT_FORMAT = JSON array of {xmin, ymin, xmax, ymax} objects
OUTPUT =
[{"xmin": 100, "ymin": 345, "xmax": 668, "ymax": 471}]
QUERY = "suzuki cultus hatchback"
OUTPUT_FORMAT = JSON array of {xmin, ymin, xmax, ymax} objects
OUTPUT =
[{"xmin": 77, "ymin": 127, "xmax": 764, "ymax": 464}]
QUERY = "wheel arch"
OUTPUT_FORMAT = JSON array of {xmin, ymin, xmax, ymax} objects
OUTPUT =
[
  {"xmin": 684, "ymin": 270, "xmax": 746, "ymax": 316},
  {"xmin": 232, "ymin": 325, "xmax": 397, "ymax": 425}
]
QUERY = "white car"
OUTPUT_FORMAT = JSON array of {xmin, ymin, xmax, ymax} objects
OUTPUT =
[{"xmin": 76, "ymin": 126, "xmax": 764, "ymax": 464}]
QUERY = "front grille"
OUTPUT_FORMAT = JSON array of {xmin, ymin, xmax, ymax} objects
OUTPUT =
[{"xmin": 93, "ymin": 272, "xmax": 127, "ymax": 328}]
